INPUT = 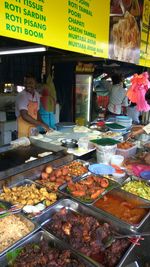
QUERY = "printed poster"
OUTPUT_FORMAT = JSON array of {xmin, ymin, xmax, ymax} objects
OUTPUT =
[{"xmin": 109, "ymin": 0, "xmax": 144, "ymax": 64}]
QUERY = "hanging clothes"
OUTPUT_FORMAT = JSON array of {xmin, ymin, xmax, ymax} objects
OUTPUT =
[
  {"xmin": 39, "ymin": 74, "xmax": 57, "ymax": 129},
  {"xmin": 127, "ymin": 72, "xmax": 150, "ymax": 112}
]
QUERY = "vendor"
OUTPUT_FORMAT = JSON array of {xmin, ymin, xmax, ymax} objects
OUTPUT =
[
  {"xmin": 129, "ymin": 89, "xmax": 150, "ymax": 138},
  {"xmin": 106, "ymin": 74, "xmax": 128, "ymax": 116},
  {"xmin": 144, "ymin": 153, "xmax": 150, "ymax": 165},
  {"xmin": 15, "ymin": 74, "xmax": 52, "ymax": 138},
  {"xmin": 91, "ymin": 91, "xmax": 100, "ymax": 121}
]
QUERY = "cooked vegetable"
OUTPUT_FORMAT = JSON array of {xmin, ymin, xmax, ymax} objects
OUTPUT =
[{"xmin": 122, "ymin": 181, "xmax": 150, "ymax": 200}]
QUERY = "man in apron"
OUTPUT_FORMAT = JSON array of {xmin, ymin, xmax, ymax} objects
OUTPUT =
[{"xmin": 15, "ymin": 74, "xmax": 52, "ymax": 138}]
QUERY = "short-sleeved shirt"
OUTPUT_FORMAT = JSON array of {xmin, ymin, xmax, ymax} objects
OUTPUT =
[
  {"xmin": 108, "ymin": 84, "xmax": 128, "ymax": 114},
  {"xmin": 143, "ymin": 123, "xmax": 150, "ymax": 134},
  {"xmin": 15, "ymin": 89, "xmax": 40, "ymax": 117}
]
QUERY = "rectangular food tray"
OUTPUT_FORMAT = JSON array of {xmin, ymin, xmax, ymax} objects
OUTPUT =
[
  {"xmin": 39, "ymin": 198, "xmax": 137, "ymax": 267},
  {"xmin": 0, "ymin": 213, "xmax": 38, "ymax": 257},
  {"xmin": 0, "ymin": 179, "xmax": 60, "ymax": 220},
  {"xmin": 63, "ymin": 159, "xmax": 90, "ymax": 176},
  {"xmin": 92, "ymin": 188, "xmax": 150, "ymax": 230},
  {"xmin": 0, "ymin": 230, "xmax": 99, "ymax": 267},
  {"xmin": 121, "ymin": 177, "xmax": 150, "ymax": 202},
  {"xmin": 58, "ymin": 172, "xmax": 119, "ymax": 204},
  {"xmin": 33, "ymin": 159, "xmax": 90, "ymax": 192}
]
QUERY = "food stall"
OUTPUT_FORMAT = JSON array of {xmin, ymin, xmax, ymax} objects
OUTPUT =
[
  {"xmin": 0, "ymin": 121, "xmax": 150, "ymax": 266},
  {"xmin": 0, "ymin": 0, "xmax": 149, "ymax": 266}
]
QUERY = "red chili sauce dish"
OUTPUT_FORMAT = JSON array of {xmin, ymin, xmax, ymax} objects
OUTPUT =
[{"xmin": 94, "ymin": 193, "xmax": 148, "ymax": 224}]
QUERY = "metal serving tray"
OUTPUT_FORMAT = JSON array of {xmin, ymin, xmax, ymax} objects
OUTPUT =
[
  {"xmin": 29, "ymin": 159, "xmax": 90, "ymax": 183},
  {"xmin": 0, "ymin": 213, "xmax": 38, "ymax": 257},
  {"xmin": 121, "ymin": 177, "xmax": 150, "ymax": 202},
  {"xmin": 119, "ymin": 236, "xmax": 150, "ymax": 267},
  {"xmin": 58, "ymin": 172, "xmax": 119, "ymax": 205},
  {"xmin": 0, "ymin": 230, "xmax": 100, "ymax": 267},
  {"xmin": 92, "ymin": 188, "xmax": 150, "ymax": 231},
  {"xmin": 37, "ymin": 198, "xmax": 138, "ymax": 267},
  {"xmin": 55, "ymin": 159, "xmax": 90, "ymax": 177},
  {"xmin": 0, "ymin": 179, "xmax": 60, "ymax": 220}
]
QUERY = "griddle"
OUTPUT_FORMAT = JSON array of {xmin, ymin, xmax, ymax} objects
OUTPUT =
[
  {"xmin": 0, "ymin": 144, "xmax": 51, "ymax": 171},
  {"xmin": 0, "ymin": 143, "xmax": 67, "ymax": 180}
]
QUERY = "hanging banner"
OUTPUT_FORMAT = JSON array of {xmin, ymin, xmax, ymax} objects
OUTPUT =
[{"xmin": 0, "ymin": 0, "xmax": 110, "ymax": 58}]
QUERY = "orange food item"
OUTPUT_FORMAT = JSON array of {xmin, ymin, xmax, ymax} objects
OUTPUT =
[
  {"xmin": 115, "ymin": 169, "xmax": 124, "ymax": 174},
  {"xmin": 45, "ymin": 165, "xmax": 53, "ymax": 174},
  {"xmin": 91, "ymin": 189, "xmax": 104, "ymax": 199},
  {"xmin": 55, "ymin": 169, "xmax": 62, "ymax": 178},
  {"xmin": 67, "ymin": 175, "xmax": 109, "ymax": 201},
  {"xmin": 41, "ymin": 172, "xmax": 49, "ymax": 180},
  {"xmin": 111, "ymin": 164, "xmax": 124, "ymax": 174},
  {"xmin": 100, "ymin": 178, "xmax": 109, "ymax": 188},
  {"xmin": 117, "ymin": 141, "xmax": 133, "ymax": 150}
]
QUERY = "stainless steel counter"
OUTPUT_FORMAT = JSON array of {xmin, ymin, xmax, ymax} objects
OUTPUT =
[
  {"xmin": 0, "ymin": 153, "xmax": 73, "ymax": 187},
  {"xmin": 0, "ymin": 142, "xmax": 68, "ymax": 180}
]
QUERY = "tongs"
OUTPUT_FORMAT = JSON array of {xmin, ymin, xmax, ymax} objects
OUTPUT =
[
  {"xmin": 103, "ymin": 232, "xmax": 150, "ymax": 248},
  {"xmin": 0, "ymin": 203, "xmax": 22, "ymax": 215}
]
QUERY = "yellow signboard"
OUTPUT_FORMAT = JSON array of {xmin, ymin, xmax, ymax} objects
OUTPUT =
[
  {"xmin": 139, "ymin": 0, "xmax": 150, "ymax": 67},
  {"xmin": 0, "ymin": 0, "xmax": 149, "ymax": 67},
  {"xmin": 0, "ymin": 0, "xmax": 110, "ymax": 58}
]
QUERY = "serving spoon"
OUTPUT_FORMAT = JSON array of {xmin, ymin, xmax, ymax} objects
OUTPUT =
[{"xmin": 135, "ymin": 204, "xmax": 150, "ymax": 209}]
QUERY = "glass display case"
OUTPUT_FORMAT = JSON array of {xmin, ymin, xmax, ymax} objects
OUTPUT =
[{"xmin": 75, "ymin": 74, "xmax": 93, "ymax": 126}]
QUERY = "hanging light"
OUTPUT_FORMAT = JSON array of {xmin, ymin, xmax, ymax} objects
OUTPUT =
[{"xmin": 0, "ymin": 46, "xmax": 47, "ymax": 55}]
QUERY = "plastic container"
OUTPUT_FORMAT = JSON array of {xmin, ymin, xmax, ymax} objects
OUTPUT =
[
  {"xmin": 78, "ymin": 137, "xmax": 94, "ymax": 150},
  {"xmin": 56, "ymin": 122, "xmax": 76, "ymax": 133},
  {"xmin": 116, "ymin": 145, "xmax": 137, "ymax": 158},
  {"xmin": 116, "ymin": 116, "xmax": 132, "ymax": 129},
  {"xmin": 88, "ymin": 163, "xmax": 115, "ymax": 175},
  {"xmin": 106, "ymin": 123, "xmax": 127, "ymax": 133},
  {"xmin": 112, "ymin": 172, "xmax": 126, "ymax": 179},
  {"xmin": 96, "ymin": 144, "xmax": 117, "ymax": 164},
  {"xmin": 110, "ymin": 155, "xmax": 124, "ymax": 166}
]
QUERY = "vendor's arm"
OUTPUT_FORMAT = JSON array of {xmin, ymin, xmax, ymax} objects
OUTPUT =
[
  {"xmin": 129, "ymin": 123, "xmax": 150, "ymax": 138},
  {"xmin": 20, "ymin": 109, "xmax": 50, "ymax": 131},
  {"xmin": 143, "ymin": 123, "xmax": 150, "ymax": 134}
]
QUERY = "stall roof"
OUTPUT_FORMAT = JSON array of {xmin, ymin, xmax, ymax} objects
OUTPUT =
[{"xmin": 0, "ymin": 36, "xmax": 146, "ymax": 74}]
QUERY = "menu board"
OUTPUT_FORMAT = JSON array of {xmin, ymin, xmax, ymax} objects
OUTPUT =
[
  {"xmin": 0, "ymin": 0, "xmax": 149, "ymax": 67},
  {"xmin": 0, "ymin": 0, "xmax": 110, "ymax": 58}
]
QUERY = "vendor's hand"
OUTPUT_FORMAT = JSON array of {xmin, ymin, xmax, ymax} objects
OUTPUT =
[
  {"xmin": 144, "ymin": 153, "xmax": 150, "ymax": 165},
  {"xmin": 127, "ymin": 132, "xmax": 136, "ymax": 139},
  {"xmin": 42, "ymin": 123, "xmax": 53, "ymax": 132},
  {"xmin": 128, "ymin": 129, "xmax": 143, "ymax": 139},
  {"xmin": 47, "ymin": 128, "xmax": 53, "ymax": 132}
]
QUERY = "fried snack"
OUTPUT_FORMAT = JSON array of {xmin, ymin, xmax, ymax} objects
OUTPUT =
[
  {"xmin": 0, "ymin": 184, "xmax": 57, "ymax": 207},
  {"xmin": 111, "ymin": 11, "xmax": 140, "ymax": 63}
]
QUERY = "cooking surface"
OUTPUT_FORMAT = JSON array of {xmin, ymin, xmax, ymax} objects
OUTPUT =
[{"xmin": 0, "ymin": 145, "xmax": 53, "ymax": 171}]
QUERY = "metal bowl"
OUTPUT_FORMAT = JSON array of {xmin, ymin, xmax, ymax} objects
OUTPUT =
[{"xmin": 61, "ymin": 139, "xmax": 78, "ymax": 148}]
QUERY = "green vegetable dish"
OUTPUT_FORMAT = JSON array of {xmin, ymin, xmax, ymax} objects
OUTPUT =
[{"xmin": 122, "ymin": 181, "xmax": 150, "ymax": 201}]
